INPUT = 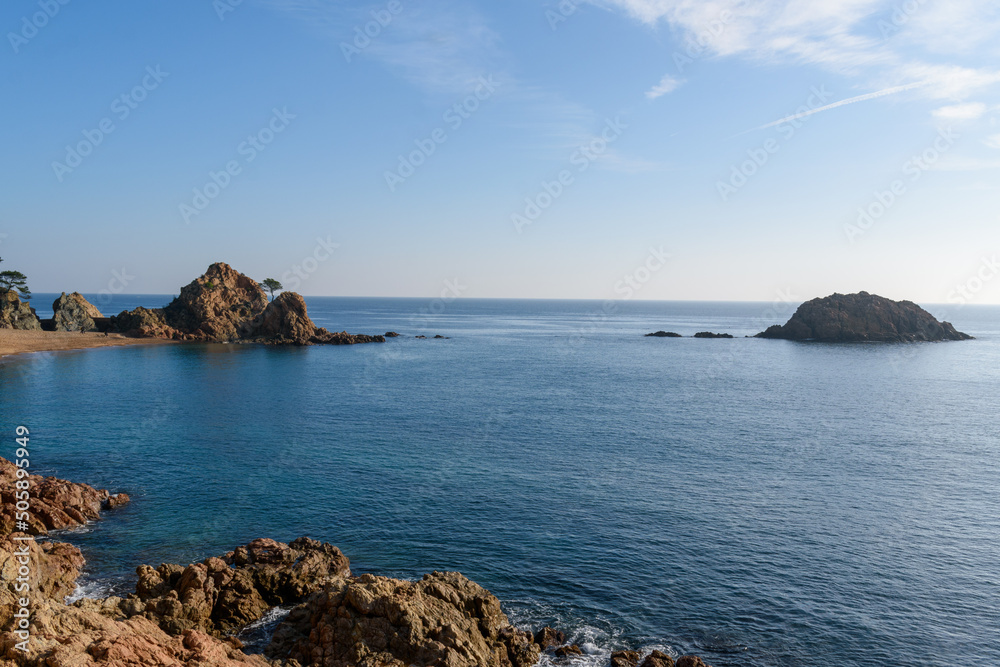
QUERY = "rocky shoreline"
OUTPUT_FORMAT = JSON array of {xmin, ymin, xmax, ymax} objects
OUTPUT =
[{"xmin": 1, "ymin": 460, "xmax": 711, "ymax": 667}]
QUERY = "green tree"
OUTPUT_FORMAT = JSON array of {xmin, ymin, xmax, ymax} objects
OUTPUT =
[
  {"xmin": 261, "ymin": 278, "xmax": 283, "ymax": 301},
  {"xmin": 0, "ymin": 257, "xmax": 31, "ymax": 299}
]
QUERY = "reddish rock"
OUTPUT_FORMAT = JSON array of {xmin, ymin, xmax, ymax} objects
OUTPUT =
[
  {"xmin": 554, "ymin": 644, "xmax": 584, "ymax": 657},
  {"xmin": 268, "ymin": 570, "xmax": 542, "ymax": 667},
  {"xmin": 676, "ymin": 656, "xmax": 712, "ymax": 667},
  {"xmin": 611, "ymin": 649, "xmax": 642, "ymax": 666},
  {"xmin": 247, "ymin": 291, "xmax": 316, "ymax": 344},
  {"xmin": 0, "ymin": 456, "xmax": 129, "ymax": 535},
  {"xmin": 534, "ymin": 626, "xmax": 567, "ymax": 650},
  {"xmin": 132, "ymin": 537, "xmax": 351, "ymax": 636},
  {"xmin": 641, "ymin": 649, "xmax": 677, "ymax": 667},
  {"xmin": 110, "ymin": 263, "xmax": 385, "ymax": 347}
]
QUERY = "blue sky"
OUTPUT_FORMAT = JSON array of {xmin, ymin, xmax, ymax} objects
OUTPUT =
[{"xmin": 2, "ymin": 0, "xmax": 999, "ymax": 304}]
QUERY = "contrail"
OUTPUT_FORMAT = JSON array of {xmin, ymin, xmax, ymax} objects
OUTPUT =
[{"xmin": 751, "ymin": 81, "xmax": 928, "ymax": 131}]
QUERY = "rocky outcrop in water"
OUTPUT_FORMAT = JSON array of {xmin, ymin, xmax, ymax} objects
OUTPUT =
[
  {"xmin": 645, "ymin": 331, "xmax": 682, "ymax": 338},
  {"xmin": 109, "ymin": 263, "xmax": 383, "ymax": 346},
  {"xmin": 0, "ymin": 457, "xmax": 129, "ymax": 535},
  {"xmin": 51, "ymin": 292, "xmax": 103, "ymax": 332},
  {"xmin": 693, "ymin": 332, "xmax": 734, "ymax": 339},
  {"xmin": 756, "ymin": 292, "xmax": 972, "ymax": 342},
  {"xmin": 0, "ymin": 291, "xmax": 41, "ymax": 330},
  {"xmin": 268, "ymin": 570, "xmax": 541, "ymax": 667}
]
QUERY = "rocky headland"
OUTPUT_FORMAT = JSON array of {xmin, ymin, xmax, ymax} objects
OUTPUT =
[
  {"xmin": 109, "ymin": 263, "xmax": 384, "ymax": 346},
  {"xmin": 0, "ymin": 459, "xmax": 713, "ymax": 667},
  {"xmin": 0, "ymin": 263, "xmax": 385, "ymax": 351},
  {"xmin": 756, "ymin": 292, "xmax": 972, "ymax": 342}
]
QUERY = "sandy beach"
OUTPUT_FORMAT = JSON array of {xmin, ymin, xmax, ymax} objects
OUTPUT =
[{"xmin": 0, "ymin": 329, "xmax": 174, "ymax": 359}]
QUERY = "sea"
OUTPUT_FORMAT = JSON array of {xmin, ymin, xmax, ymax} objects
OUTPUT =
[{"xmin": 2, "ymin": 295, "xmax": 999, "ymax": 667}]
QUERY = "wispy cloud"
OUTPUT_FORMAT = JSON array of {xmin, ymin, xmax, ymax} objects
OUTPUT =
[
  {"xmin": 752, "ymin": 82, "xmax": 926, "ymax": 131},
  {"xmin": 263, "ymin": 0, "xmax": 655, "ymax": 169},
  {"xmin": 932, "ymin": 103, "xmax": 988, "ymax": 121},
  {"xmin": 593, "ymin": 0, "xmax": 1000, "ymax": 102},
  {"xmin": 264, "ymin": 0, "xmax": 504, "ymax": 95},
  {"xmin": 646, "ymin": 74, "xmax": 684, "ymax": 99},
  {"xmin": 985, "ymin": 134, "xmax": 1000, "ymax": 150}
]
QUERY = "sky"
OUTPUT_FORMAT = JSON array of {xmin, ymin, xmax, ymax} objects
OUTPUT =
[{"xmin": 2, "ymin": 0, "xmax": 999, "ymax": 305}]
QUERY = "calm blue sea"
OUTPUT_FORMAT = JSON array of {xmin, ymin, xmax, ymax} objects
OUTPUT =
[{"xmin": 3, "ymin": 296, "xmax": 999, "ymax": 667}]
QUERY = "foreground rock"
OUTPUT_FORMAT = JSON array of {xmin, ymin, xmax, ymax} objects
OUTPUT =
[
  {"xmin": 0, "ymin": 291, "xmax": 41, "ymax": 330},
  {"xmin": 51, "ymin": 292, "xmax": 104, "ymax": 332},
  {"xmin": 110, "ymin": 263, "xmax": 383, "ymax": 346},
  {"xmin": 0, "ymin": 535, "xmax": 85, "ymax": 628},
  {"xmin": 756, "ymin": 292, "xmax": 972, "ymax": 342},
  {"xmin": 133, "ymin": 537, "xmax": 350, "ymax": 636},
  {"xmin": 0, "ymin": 457, "xmax": 129, "ymax": 535},
  {"xmin": 0, "ymin": 463, "xmax": 712, "ymax": 667},
  {"xmin": 268, "ymin": 570, "xmax": 541, "ymax": 667}
]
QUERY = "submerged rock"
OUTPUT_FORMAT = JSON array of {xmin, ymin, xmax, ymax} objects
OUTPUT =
[
  {"xmin": 312, "ymin": 329, "xmax": 387, "ymax": 345},
  {"xmin": 756, "ymin": 291, "xmax": 972, "ymax": 342},
  {"xmin": 52, "ymin": 292, "xmax": 103, "ymax": 332},
  {"xmin": 0, "ymin": 291, "xmax": 41, "ymax": 330}
]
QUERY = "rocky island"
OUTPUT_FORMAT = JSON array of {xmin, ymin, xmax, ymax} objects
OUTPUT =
[
  {"xmin": 756, "ymin": 292, "xmax": 972, "ymax": 342},
  {"xmin": 0, "ymin": 459, "xmax": 712, "ymax": 667}
]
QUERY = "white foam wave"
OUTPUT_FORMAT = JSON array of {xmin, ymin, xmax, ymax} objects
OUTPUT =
[{"xmin": 66, "ymin": 578, "xmax": 114, "ymax": 604}]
